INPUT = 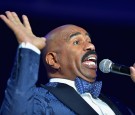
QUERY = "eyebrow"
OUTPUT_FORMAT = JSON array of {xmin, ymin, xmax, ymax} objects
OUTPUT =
[
  {"xmin": 69, "ymin": 32, "xmax": 90, "ymax": 40},
  {"xmin": 69, "ymin": 32, "xmax": 81, "ymax": 38}
]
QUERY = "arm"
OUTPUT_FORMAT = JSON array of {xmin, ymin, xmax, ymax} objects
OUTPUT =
[
  {"xmin": 0, "ymin": 11, "xmax": 46, "ymax": 114},
  {"xmin": 1, "ymin": 47, "xmax": 40, "ymax": 115}
]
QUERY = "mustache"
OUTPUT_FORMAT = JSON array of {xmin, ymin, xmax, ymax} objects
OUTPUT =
[{"xmin": 82, "ymin": 50, "xmax": 97, "ymax": 62}]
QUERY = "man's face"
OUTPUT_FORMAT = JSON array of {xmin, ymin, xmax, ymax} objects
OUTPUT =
[{"xmin": 55, "ymin": 25, "xmax": 97, "ymax": 82}]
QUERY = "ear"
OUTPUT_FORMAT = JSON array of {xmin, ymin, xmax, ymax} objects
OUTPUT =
[{"xmin": 45, "ymin": 52, "xmax": 60, "ymax": 69}]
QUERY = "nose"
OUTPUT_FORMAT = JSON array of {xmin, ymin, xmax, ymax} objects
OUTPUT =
[{"xmin": 83, "ymin": 41, "xmax": 95, "ymax": 51}]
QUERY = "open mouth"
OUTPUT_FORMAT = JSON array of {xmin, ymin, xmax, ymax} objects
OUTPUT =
[{"xmin": 82, "ymin": 51, "xmax": 97, "ymax": 69}]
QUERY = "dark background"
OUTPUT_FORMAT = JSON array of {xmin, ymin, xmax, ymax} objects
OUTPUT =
[{"xmin": 0, "ymin": 0, "xmax": 135, "ymax": 112}]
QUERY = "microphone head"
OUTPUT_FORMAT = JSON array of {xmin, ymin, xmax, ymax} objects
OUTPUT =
[{"xmin": 99, "ymin": 59, "xmax": 112, "ymax": 73}]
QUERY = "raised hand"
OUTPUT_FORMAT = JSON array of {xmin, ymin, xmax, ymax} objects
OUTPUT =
[
  {"xmin": 130, "ymin": 63, "xmax": 135, "ymax": 83},
  {"xmin": 0, "ymin": 11, "xmax": 46, "ymax": 50}
]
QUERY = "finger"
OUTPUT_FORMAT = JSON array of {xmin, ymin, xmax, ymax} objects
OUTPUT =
[
  {"xmin": 130, "ymin": 66, "xmax": 135, "ymax": 82},
  {"xmin": 133, "ymin": 63, "xmax": 135, "ymax": 67},
  {"xmin": 11, "ymin": 12, "xmax": 23, "ymax": 26},
  {"xmin": 130, "ymin": 66, "xmax": 135, "ymax": 75},
  {"xmin": 5, "ymin": 11, "xmax": 17, "ymax": 24},
  {"xmin": 0, "ymin": 14, "xmax": 15, "ymax": 30},
  {"xmin": 22, "ymin": 15, "xmax": 32, "ymax": 31}
]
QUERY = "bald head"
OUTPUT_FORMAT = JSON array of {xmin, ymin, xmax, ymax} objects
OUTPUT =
[
  {"xmin": 42, "ymin": 24, "xmax": 89, "ymax": 59},
  {"xmin": 42, "ymin": 24, "xmax": 87, "ymax": 55}
]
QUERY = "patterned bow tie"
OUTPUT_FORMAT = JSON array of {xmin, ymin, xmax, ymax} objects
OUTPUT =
[{"xmin": 75, "ymin": 77, "xmax": 102, "ymax": 99}]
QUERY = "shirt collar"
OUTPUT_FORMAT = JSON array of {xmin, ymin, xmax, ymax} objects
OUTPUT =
[{"xmin": 49, "ymin": 78, "xmax": 77, "ymax": 91}]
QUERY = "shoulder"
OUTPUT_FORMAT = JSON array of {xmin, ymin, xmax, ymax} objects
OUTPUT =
[{"xmin": 34, "ymin": 87, "xmax": 57, "ymax": 100}]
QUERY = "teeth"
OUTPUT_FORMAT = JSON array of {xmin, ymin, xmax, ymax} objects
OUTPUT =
[
  {"xmin": 88, "ymin": 56, "xmax": 96, "ymax": 60},
  {"xmin": 85, "ymin": 61, "xmax": 96, "ymax": 65}
]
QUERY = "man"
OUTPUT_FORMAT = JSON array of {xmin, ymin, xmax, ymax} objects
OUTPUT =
[{"xmin": 0, "ymin": 11, "xmax": 135, "ymax": 115}]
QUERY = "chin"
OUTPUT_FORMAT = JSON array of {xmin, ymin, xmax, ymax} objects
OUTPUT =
[
  {"xmin": 88, "ymin": 76, "xmax": 97, "ymax": 82},
  {"xmin": 81, "ymin": 74, "xmax": 97, "ymax": 82},
  {"xmin": 85, "ymin": 71, "xmax": 97, "ymax": 78}
]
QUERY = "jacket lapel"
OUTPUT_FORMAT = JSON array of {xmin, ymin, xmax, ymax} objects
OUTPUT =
[
  {"xmin": 99, "ymin": 94, "xmax": 122, "ymax": 115},
  {"xmin": 41, "ymin": 83, "xmax": 98, "ymax": 115}
]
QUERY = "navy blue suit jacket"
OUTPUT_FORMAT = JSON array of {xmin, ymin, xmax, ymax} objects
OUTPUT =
[{"xmin": 0, "ymin": 48, "xmax": 133, "ymax": 115}]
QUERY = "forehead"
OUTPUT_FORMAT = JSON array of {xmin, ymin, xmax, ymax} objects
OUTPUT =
[
  {"xmin": 45, "ymin": 25, "xmax": 88, "ymax": 42},
  {"xmin": 59, "ymin": 25, "xmax": 88, "ymax": 40},
  {"xmin": 62, "ymin": 25, "xmax": 87, "ymax": 35}
]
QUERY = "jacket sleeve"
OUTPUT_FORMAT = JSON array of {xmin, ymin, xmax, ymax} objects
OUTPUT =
[{"xmin": 0, "ymin": 47, "xmax": 40, "ymax": 115}]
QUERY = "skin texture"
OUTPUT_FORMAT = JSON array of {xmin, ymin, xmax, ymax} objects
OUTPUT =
[{"xmin": 0, "ymin": 11, "xmax": 135, "ymax": 83}]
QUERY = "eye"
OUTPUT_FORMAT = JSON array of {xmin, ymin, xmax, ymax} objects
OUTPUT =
[{"xmin": 73, "ymin": 40, "xmax": 79, "ymax": 45}]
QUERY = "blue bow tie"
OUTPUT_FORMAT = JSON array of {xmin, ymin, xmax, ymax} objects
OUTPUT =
[{"xmin": 75, "ymin": 77, "xmax": 102, "ymax": 99}]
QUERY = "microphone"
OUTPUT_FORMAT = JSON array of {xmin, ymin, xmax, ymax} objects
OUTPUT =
[{"xmin": 99, "ymin": 59, "xmax": 130, "ymax": 76}]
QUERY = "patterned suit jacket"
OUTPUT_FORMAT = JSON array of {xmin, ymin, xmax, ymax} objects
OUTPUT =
[{"xmin": 0, "ymin": 48, "xmax": 133, "ymax": 115}]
